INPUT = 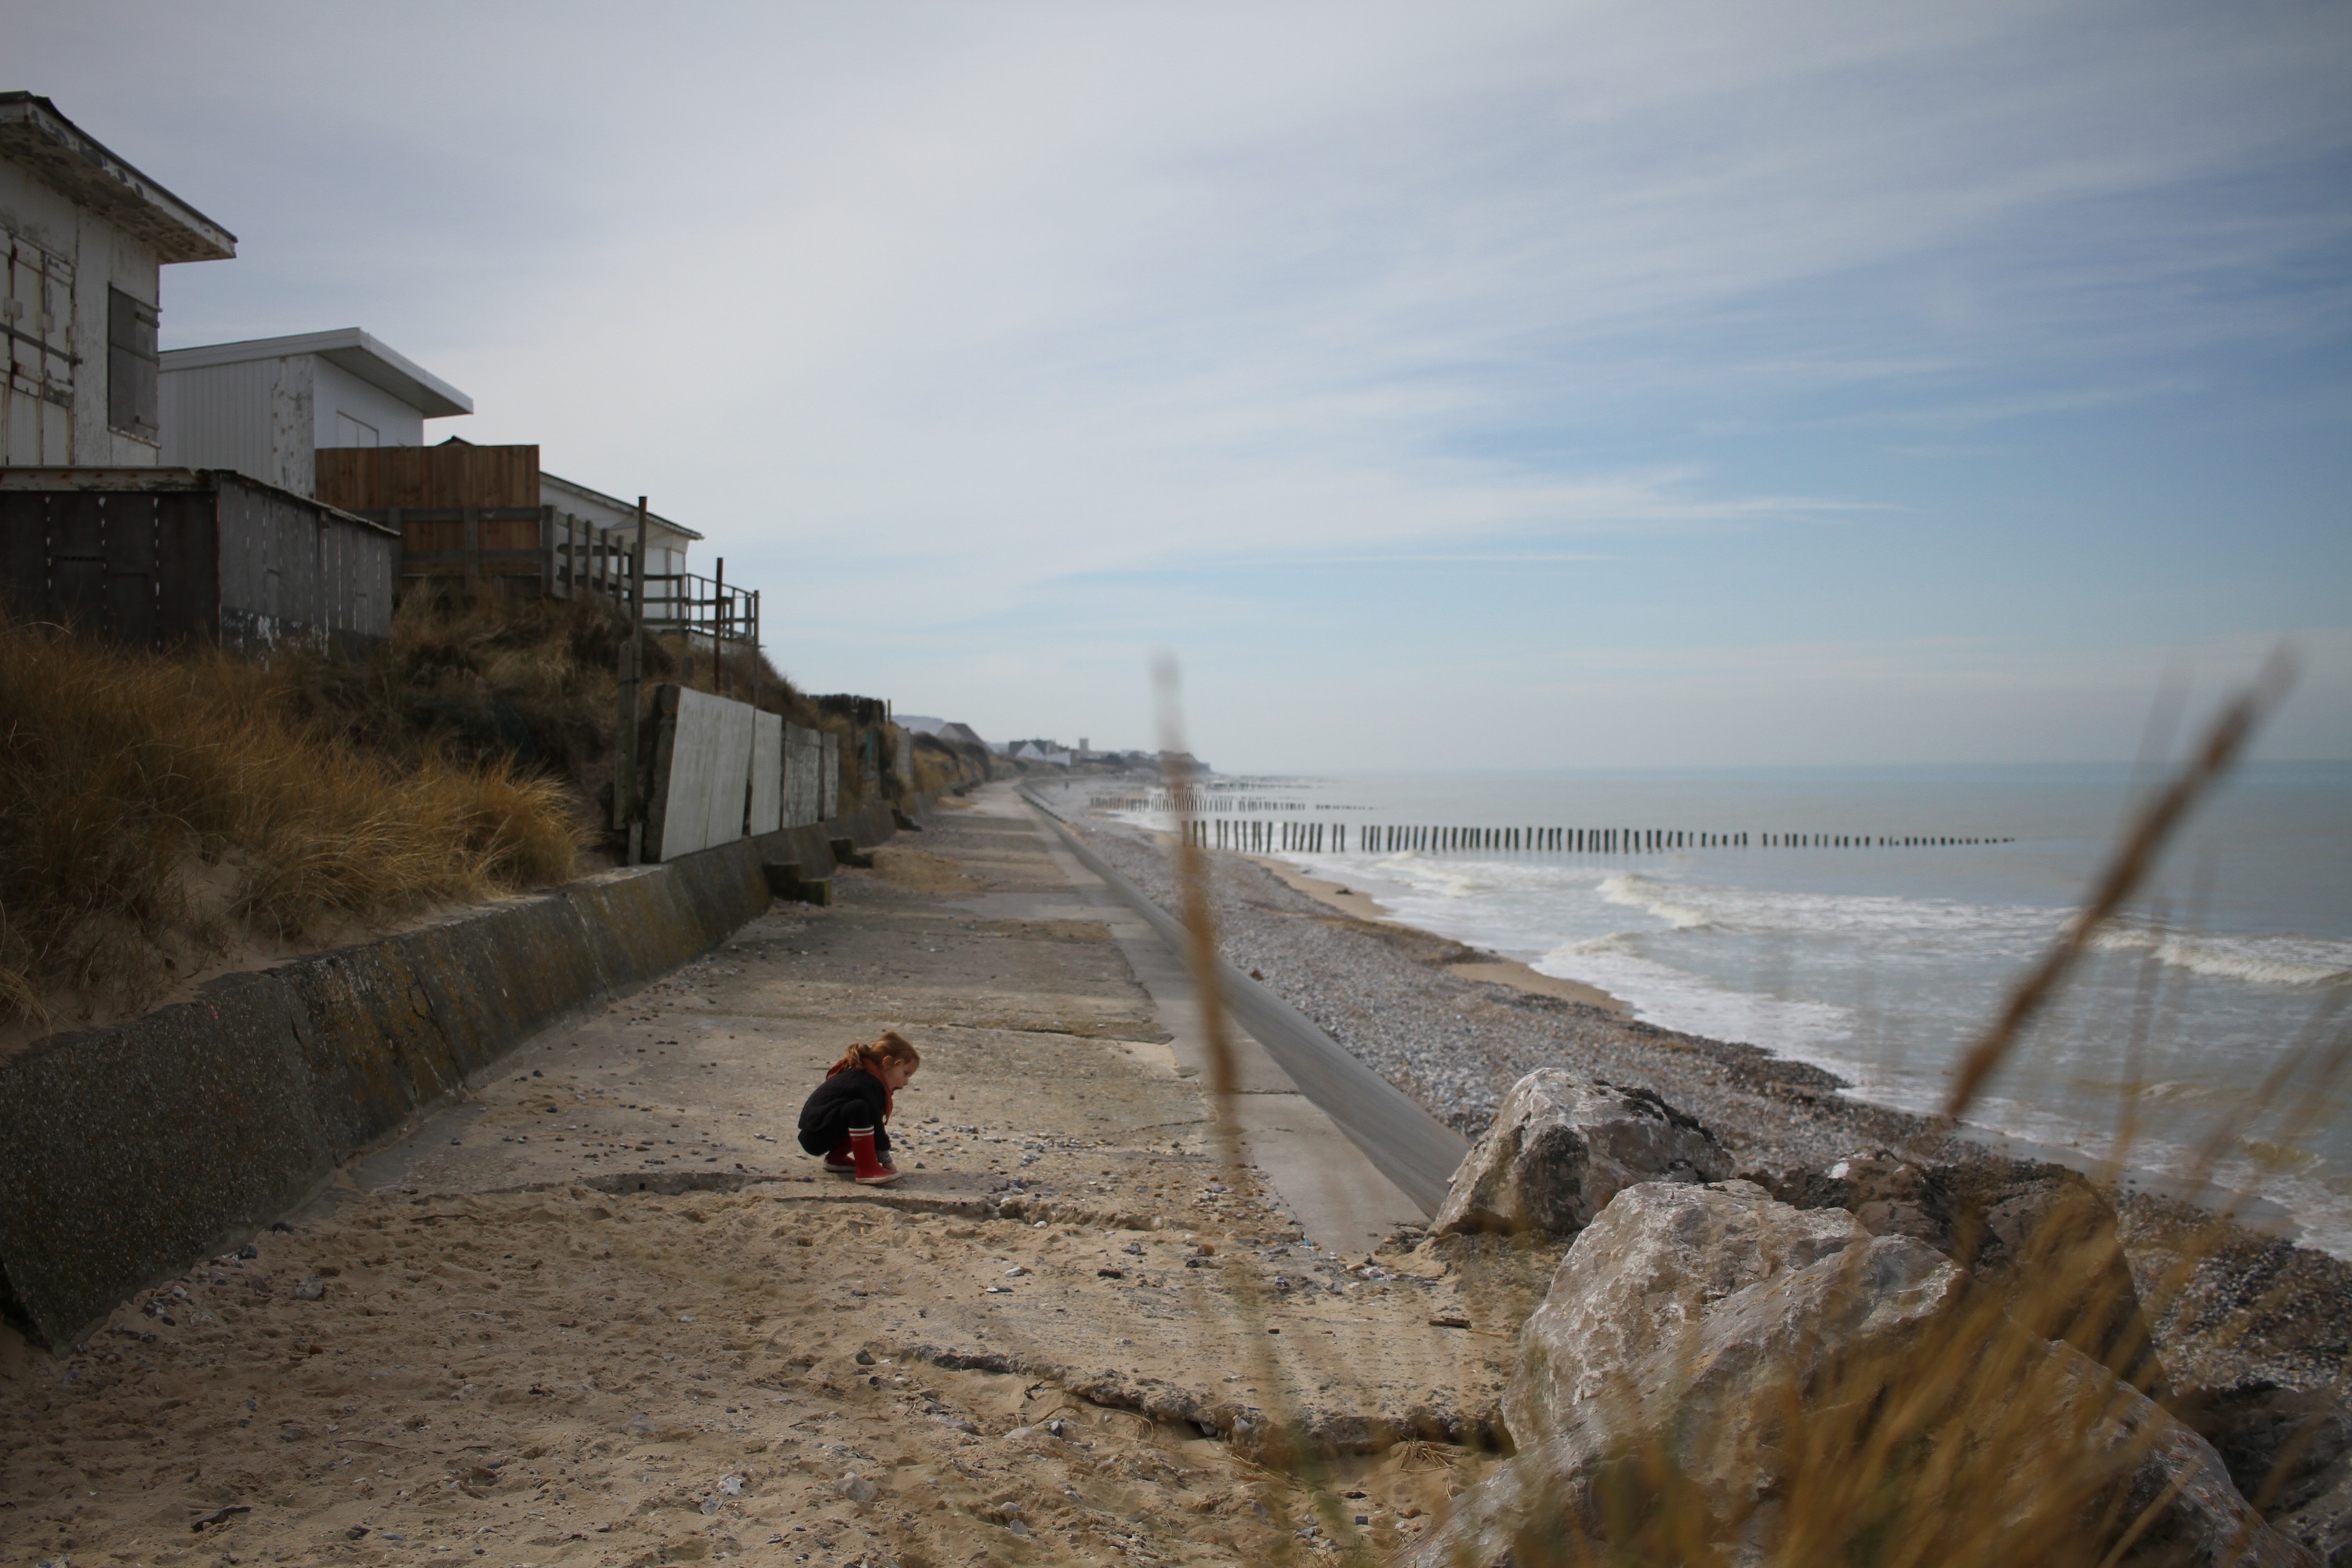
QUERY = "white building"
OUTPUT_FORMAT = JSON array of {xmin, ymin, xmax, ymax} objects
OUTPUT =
[
  {"xmin": 158, "ymin": 327, "xmax": 473, "ymax": 496},
  {"xmin": 1, "ymin": 93, "xmax": 236, "ymax": 465},
  {"xmin": 541, "ymin": 469, "xmax": 702, "ymax": 612}
]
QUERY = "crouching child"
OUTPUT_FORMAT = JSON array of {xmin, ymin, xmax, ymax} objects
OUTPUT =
[{"xmin": 797, "ymin": 1032, "xmax": 920, "ymax": 1186}]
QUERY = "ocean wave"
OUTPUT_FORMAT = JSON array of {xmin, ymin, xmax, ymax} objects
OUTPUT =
[
  {"xmin": 1531, "ymin": 938, "xmax": 1857, "ymax": 1061},
  {"xmin": 1552, "ymin": 930, "xmax": 1650, "ymax": 956},
  {"xmin": 1960, "ymin": 1091, "xmax": 2352, "ymax": 1259},
  {"xmin": 1595, "ymin": 873, "xmax": 1713, "ymax": 930},
  {"xmin": 1370, "ymin": 851, "xmax": 1480, "ymax": 898},
  {"xmin": 2085, "ymin": 924, "xmax": 2352, "ymax": 989}
]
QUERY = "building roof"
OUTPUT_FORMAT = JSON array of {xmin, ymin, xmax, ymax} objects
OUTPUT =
[
  {"xmin": 541, "ymin": 469, "xmax": 706, "ymax": 543},
  {"xmin": 160, "ymin": 328, "xmax": 473, "ymax": 418},
  {"xmin": 0, "ymin": 93, "xmax": 236, "ymax": 263}
]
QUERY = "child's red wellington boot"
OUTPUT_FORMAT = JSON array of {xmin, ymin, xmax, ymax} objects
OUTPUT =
[
  {"xmin": 823, "ymin": 1141, "xmax": 855, "ymax": 1175},
  {"xmin": 848, "ymin": 1126, "xmax": 900, "ymax": 1186}
]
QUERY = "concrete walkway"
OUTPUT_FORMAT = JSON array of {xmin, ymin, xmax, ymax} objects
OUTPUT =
[{"xmin": 957, "ymin": 786, "xmax": 1433, "ymax": 1257}]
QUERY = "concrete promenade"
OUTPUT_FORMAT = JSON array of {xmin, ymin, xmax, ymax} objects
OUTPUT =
[{"xmin": 0, "ymin": 782, "xmax": 1519, "ymax": 1568}]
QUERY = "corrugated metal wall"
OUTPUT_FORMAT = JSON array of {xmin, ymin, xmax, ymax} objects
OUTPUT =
[{"xmin": 212, "ymin": 474, "xmax": 395, "ymax": 652}]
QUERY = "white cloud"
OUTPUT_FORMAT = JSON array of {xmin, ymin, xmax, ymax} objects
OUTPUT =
[{"xmin": 11, "ymin": 0, "xmax": 2346, "ymax": 762}]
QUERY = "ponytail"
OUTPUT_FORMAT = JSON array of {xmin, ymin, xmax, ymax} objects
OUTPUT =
[{"xmin": 829, "ymin": 1030, "xmax": 920, "ymax": 1078}]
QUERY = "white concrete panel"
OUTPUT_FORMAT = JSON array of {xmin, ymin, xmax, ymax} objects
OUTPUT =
[
  {"xmin": 821, "ymin": 731, "xmax": 840, "ymax": 819},
  {"xmin": 699, "ymin": 696, "xmax": 756, "ymax": 849},
  {"xmin": 784, "ymin": 724, "xmax": 822, "ymax": 828},
  {"xmin": 750, "ymin": 711, "xmax": 783, "ymax": 835},
  {"xmin": 653, "ymin": 687, "xmax": 728, "ymax": 861}
]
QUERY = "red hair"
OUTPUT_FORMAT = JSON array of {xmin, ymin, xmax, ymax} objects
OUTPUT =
[{"xmin": 829, "ymin": 1031, "xmax": 919, "ymax": 1077}]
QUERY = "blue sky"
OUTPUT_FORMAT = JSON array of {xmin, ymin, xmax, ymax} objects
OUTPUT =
[{"xmin": 12, "ymin": 1, "xmax": 2349, "ymax": 768}]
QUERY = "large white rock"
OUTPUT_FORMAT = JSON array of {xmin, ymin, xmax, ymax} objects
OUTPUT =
[
  {"xmin": 1403, "ymin": 1180, "xmax": 2311, "ymax": 1567},
  {"xmin": 1503, "ymin": 1181, "xmax": 1958, "ymax": 1501},
  {"xmin": 1431, "ymin": 1071, "xmax": 1732, "ymax": 1239}
]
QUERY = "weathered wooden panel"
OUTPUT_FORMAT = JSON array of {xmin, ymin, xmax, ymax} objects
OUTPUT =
[
  {"xmin": 0, "ymin": 488, "xmax": 218, "ymax": 648},
  {"xmin": 0, "ymin": 474, "xmax": 387, "ymax": 652},
  {"xmin": 315, "ymin": 443, "xmax": 539, "ymax": 511},
  {"xmin": 646, "ymin": 685, "xmax": 760, "ymax": 862}
]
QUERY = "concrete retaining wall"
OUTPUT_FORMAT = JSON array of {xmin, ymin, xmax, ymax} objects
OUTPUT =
[{"xmin": 0, "ymin": 800, "xmax": 921, "ymax": 1352}]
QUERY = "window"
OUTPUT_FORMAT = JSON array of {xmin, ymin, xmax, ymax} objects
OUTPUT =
[
  {"xmin": 335, "ymin": 411, "xmax": 379, "ymax": 447},
  {"xmin": 107, "ymin": 285, "xmax": 158, "ymax": 441},
  {"xmin": 4, "ymin": 236, "xmax": 75, "ymax": 412}
]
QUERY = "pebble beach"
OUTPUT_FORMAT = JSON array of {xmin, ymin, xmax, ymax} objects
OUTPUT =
[{"xmin": 1069, "ymin": 803, "xmax": 2352, "ymax": 1400}]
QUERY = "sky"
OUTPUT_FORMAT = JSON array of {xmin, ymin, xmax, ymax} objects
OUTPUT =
[{"xmin": 11, "ymin": 1, "xmax": 2350, "ymax": 769}]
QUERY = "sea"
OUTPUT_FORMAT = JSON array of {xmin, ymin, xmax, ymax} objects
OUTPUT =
[{"xmin": 1108, "ymin": 763, "xmax": 2352, "ymax": 1256}]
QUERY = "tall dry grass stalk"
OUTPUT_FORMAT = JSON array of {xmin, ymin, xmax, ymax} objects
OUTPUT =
[
  {"xmin": 1156, "ymin": 657, "xmax": 1386, "ymax": 1566},
  {"xmin": 0, "ymin": 616, "xmax": 586, "ymax": 1029},
  {"xmin": 1153, "ymin": 652, "xmax": 2341, "ymax": 1567}
]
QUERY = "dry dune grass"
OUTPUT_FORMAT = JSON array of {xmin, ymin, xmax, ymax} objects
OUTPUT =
[{"xmin": 0, "ymin": 615, "xmax": 586, "ymax": 1030}]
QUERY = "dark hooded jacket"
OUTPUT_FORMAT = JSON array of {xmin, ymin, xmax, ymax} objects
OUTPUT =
[{"xmin": 797, "ymin": 1067, "xmax": 892, "ymax": 1157}]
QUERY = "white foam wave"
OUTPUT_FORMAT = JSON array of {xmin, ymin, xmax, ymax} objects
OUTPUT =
[
  {"xmin": 1532, "ymin": 937, "xmax": 1857, "ymax": 1063},
  {"xmin": 1595, "ymin": 873, "xmax": 1712, "ymax": 930},
  {"xmin": 2086, "ymin": 924, "xmax": 2352, "ymax": 989},
  {"xmin": 1370, "ymin": 851, "xmax": 1480, "ymax": 898}
]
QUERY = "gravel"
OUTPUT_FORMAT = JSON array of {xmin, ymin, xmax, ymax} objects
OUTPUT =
[
  {"xmin": 1075, "ymin": 813, "xmax": 1948, "ymax": 1174},
  {"xmin": 1064, "ymin": 805, "xmax": 2352, "ymax": 1400}
]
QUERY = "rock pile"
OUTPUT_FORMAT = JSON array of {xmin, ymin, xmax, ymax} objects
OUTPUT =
[{"xmin": 1403, "ymin": 1073, "xmax": 2315, "ymax": 1566}]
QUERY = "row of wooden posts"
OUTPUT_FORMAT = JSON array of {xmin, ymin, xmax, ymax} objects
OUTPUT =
[
  {"xmin": 1179, "ymin": 819, "xmax": 2011, "ymax": 854},
  {"xmin": 1094, "ymin": 792, "xmax": 1312, "ymax": 814}
]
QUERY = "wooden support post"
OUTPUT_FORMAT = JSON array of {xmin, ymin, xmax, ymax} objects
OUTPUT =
[
  {"xmin": 539, "ymin": 505, "xmax": 556, "ymax": 598},
  {"xmin": 613, "ymin": 498, "xmax": 651, "ymax": 860},
  {"xmin": 712, "ymin": 557, "xmax": 726, "ymax": 695},
  {"xmin": 462, "ymin": 506, "xmax": 481, "ymax": 592}
]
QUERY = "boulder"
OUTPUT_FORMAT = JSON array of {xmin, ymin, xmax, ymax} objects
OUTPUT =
[
  {"xmin": 1498, "ymin": 1181, "xmax": 1948, "ymax": 1457},
  {"xmin": 1403, "ymin": 1180, "xmax": 2309, "ymax": 1567},
  {"xmin": 1432, "ymin": 1071, "xmax": 1731, "ymax": 1239},
  {"xmin": 1754, "ymin": 1150, "xmax": 2167, "ymax": 1395},
  {"xmin": 2173, "ymin": 1381, "xmax": 2352, "ymax": 1566}
]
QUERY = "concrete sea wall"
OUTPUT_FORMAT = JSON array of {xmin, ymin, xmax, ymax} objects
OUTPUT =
[{"xmin": 0, "ymin": 800, "xmax": 916, "ymax": 1352}]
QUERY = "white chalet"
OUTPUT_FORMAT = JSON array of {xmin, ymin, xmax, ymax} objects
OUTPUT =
[{"xmin": 1, "ymin": 93, "xmax": 236, "ymax": 465}]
